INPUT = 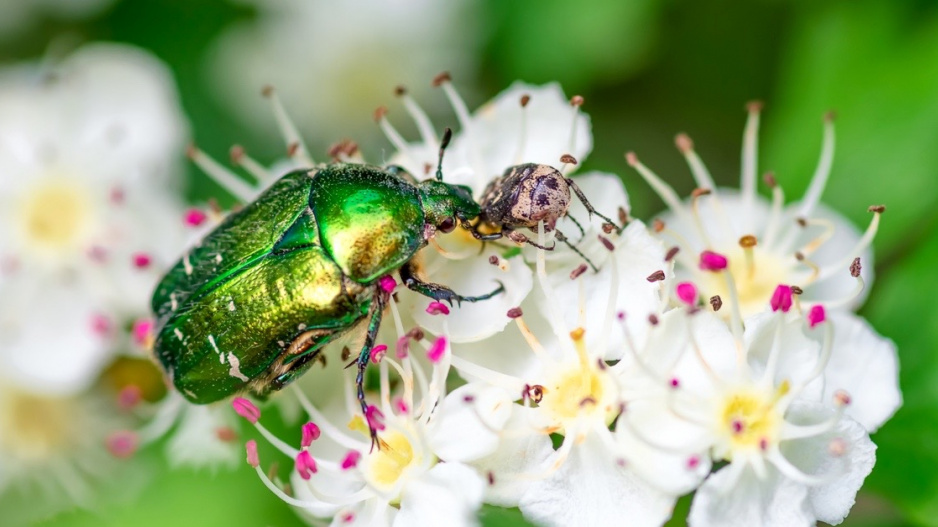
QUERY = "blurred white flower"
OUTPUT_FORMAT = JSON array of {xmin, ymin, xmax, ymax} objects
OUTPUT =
[
  {"xmin": 0, "ymin": 43, "xmax": 189, "ymax": 393},
  {"xmin": 0, "ymin": 43, "xmax": 189, "ymax": 517},
  {"xmin": 627, "ymin": 104, "xmax": 880, "ymax": 318},
  {"xmin": 207, "ymin": 0, "xmax": 480, "ymax": 152}
]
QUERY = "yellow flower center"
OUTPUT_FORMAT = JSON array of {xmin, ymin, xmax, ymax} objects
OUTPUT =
[
  {"xmin": 702, "ymin": 245, "xmax": 791, "ymax": 317},
  {"xmin": 364, "ymin": 430, "xmax": 420, "ymax": 496},
  {"xmin": 538, "ymin": 328, "xmax": 617, "ymax": 434},
  {"xmin": 714, "ymin": 383, "xmax": 787, "ymax": 459},
  {"xmin": 18, "ymin": 180, "xmax": 94, "ymax": 254},
  {"xmin": 0, "ymin": 389, "xmax": 75, "ymax": 461}
]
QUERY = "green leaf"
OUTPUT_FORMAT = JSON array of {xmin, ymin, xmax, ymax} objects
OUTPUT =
[
  {"xmin": 763, "ymin": 0, "xmax": 938, "ymax": 261},
  {"xmin": 861, "ymin": 222, "xmax": 938, "ymax": 526},
  {"xmin": 480, "ymin": 504, "xmax": 537, "ymax": 527}
]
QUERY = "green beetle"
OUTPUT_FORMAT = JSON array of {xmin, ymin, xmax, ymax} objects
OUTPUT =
[{"xmin": 151, "ymin": 130, "xmax": 500, "ymax": 444}]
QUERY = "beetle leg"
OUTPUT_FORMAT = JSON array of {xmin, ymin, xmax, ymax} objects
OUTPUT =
[
  {"xmin": 566, "ymin": 178, "xmax": 621, "ymax": 233},
  {"xmin": 566, "ymin": 213, "xmax": 587, "ymax": 239},
  {"xmin": 510, "ymin": 230, "xmax": 556, "ymax": 251},
  {"xmin": 555, "ymin": 229, "xmax": 599, "ymax": 273},
  {"xmin": 356, "ymin": 291, "xmax": 388, "ymax": 452},
  {"xmin": 400, "ymin": 260, "xmax": 504, "ymax": 306}
]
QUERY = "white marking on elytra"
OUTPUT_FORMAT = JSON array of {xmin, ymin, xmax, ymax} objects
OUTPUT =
[
  {"xmin": 277, "ymin": 340, "xmax": 285, "ymax": 347},
  {"xmin": 298, "ymin": 323, "xmax": 307, "ymax": 330},
  {"xmin": 227, "ymin": 353, "xmax": 249, "ymax": 382},
  {"xmin": 174, "ymin": 328, "xmax": 184, "ymax": 340},
  {"xmin": 208, "ymin": 334, "xmax": 221, "ymax": 356},
  {"xmin": 183, "ymin": 253, "xmax": 193, "ymax": 276},
  {"xmin": 228, "ymin": 300, "xmax": 236, "ymax": 311},
  {"xmin": 183, "ymin": 389, "xmax": 197, "ymax": 399},
  {"xmin": 215, "ymin": 253, "xmax": 223, "ymax": 264},
  {"xmin": 170, "ymin": 292, "xmax": 178, "ymax": 311}
]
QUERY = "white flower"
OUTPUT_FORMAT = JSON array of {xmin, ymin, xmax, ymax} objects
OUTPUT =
[
  {"xmin": 207, "ymin": 0, "xmax": 480, "ymax": 151},
  {"xmin": 0, "ymin": 385, "xmax": 135, "ymax": 524},
  {"xmin": 232, "ymin": 318, "xmax": 491, "ymax": 527},
  {"xmin": 619, "ymin": 288, "xmax": 887, "ymax": 526},
  {"xmin": 627, "ymin": 104, "xmax": 880, "ymax": 318},
  {"xmin": 0, "ymin": 43, "xmax": 189, "ymax": 393},
  {"xmin": 446, "ymin": 229, "xmax": 688, "ymax": 527}
]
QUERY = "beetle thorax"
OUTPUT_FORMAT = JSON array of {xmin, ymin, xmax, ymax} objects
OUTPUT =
[{"xmin": 507, "ymin": 164, "xmax": 570, "ymax": 231}]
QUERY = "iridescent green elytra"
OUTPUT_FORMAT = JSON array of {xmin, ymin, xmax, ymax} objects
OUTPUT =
[{"xmin": 152, "ymin": 146, "xmax": 502, "ymax": 443}]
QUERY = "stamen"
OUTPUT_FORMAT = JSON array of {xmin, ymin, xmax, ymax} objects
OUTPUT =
[
  {"xmin": 232, "ymin": 397, "xmax": 260, "ymax": 424},
  {"xmin": 507, "ymin": 307, "xmax": 524, "ymax": 318},
  {"xmin": 341, "ymin": 450, "xmax": 361, "ymax": 470},
  {"xmin": 739, "ymin": 235, "xmax": 757, "ymax": 279},
  {"xmin": 646, "ymin": 270, "xmax": 666, "ymax": 282},
  {"xmin": 295, "ymin": 450, "xmax": 318, "ymax": 480},
  {"xmin": 365, "ymin": 405, "xmax": 386, "ymax": 431},
  {"xmin": 375, "ymin": 107, "xmax": 413, "ymax": 161},
  {"xmin": 766, "ymin": 448, "xmax": 836, "ymax": 486},
  {"xmin": 560, "ymin": 153, "xmax": 578, "ymax": 176},
  {"xmin": 118, "ymin": 385, "xmax": 142, "ymax": 410},
  {"xmin": 741, "ymin": 101, "xmax": 763, "ymax": 215},
  {"xmin": 514, "ymin": 315, "xmax": 549, "ymax": 360},
  {"xmin": 395, "ymin": 86, "xmax": 438, "ymax": 146},
  {"xmin": 187, "ymin": 145, "xmax": 255, "ymax": 201},
  {"xmin": 676, "ymin": 282, "xmax": 698, "ymax": 306},
  {"xmin": 762, "ymin": 172, "xmax": 786, "ymax": 248},
  {"xmin": 568, "ymin": 95, "xmax": 584, "ymax": 155},
  {"xmin": 106, "ymin": 430, "xmax": 138, "ymax": 459},
  {"xmin": 770, "ymin": 285, "xmax": 793, "ymax": 312},
  {"xmin": 626, "ymin": 152, "xmax": 699, "ymax": 232},
  {"xmin": 514, "ymin": 94, "xmax": 531, "ymax": 164},
  {"xmin": 710, "ymin": 295, "xmax": 723, "ymax": 311},
  {"xmin": 434, "ymin": 72, "xmax": 485, "ymax": 177},
  {"xmin": 425, "ymin": 302, "xmax": 450, "ymax": 315},
  {"xmin": 807, "ymin": 305, "xmax": 826, "ymax": 328},
  {"xmin": 183, "ymin": 208, "xmax": 208, "ymax": 227},
  {"xmin": 677, "ymin": 133, "xmax": 732, "ymax": 233},
  {"xmin": 229, "ymin": 145, "xmax": 274, "ymax": 184},
  {"xmin": 797, "ymin": 112, "xmax": 836, "ymax": 218},
  {"xmin": 817, "ymin": 208, "xmax": 882, "ymax": 281},
  {"xmin": 699, "ymin": 250, "xmax": 728, "ymax": 271},
  {"xmin": 427, "ymin": 336, "xmax": 447, "ymax": 363},
  {"xmin": 536, "ymin": 221, "xmax": 577, "ymax": 357},
  {"xmin": 132, "ymin": 252, "xmax": 152, "ymax": 269},
  {"xmin": 369, "ymin": 344, "xmax": 387, "ymax": 364},
  {"xmin": 245, "ymin": 440, "xmax": 259, "ymax": 468},
  {"xmin": 261, "ymin": 85, "xmax": 313, "ymax": 166},
  {"xmin": 293, "ymin": 386, "xmax": 367, "ymax": 449}
]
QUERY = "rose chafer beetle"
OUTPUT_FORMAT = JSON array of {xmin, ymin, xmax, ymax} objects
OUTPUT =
[{"xmin": 151, "ymin": 129, "xmax": 501, "ymax": 445}]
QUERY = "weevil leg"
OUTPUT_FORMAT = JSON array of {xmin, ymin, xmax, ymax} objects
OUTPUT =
[
  {"xmin": 555, "ymin": 229, "xmax": 599, "ymax": 273},
  {"xmin": 355, "ymin": 291, "xmax": 388, "ymax": 452},
  {"xmin": 511, "ymin": 230, "xmax": 556, "ymax": 251},
  {"xmin": 566, "ymin": 213, "xmax": 587, "ymax": 239},
  {"xmin": 400, "ymin": 260, "xmax": 504, "ymax": 307},
  {"xmin": 566, "ymin": 178, "xmax": 621, "ymax": 233}
]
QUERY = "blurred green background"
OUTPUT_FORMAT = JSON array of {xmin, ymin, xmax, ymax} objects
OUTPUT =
[{"xmin": 4, "ymin": 0, "xmax": 937, "ymax": 525}]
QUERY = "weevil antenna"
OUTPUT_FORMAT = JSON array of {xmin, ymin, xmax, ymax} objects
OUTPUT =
[{"xmin": 436, "ymin": 127, "xmax": 452, "ymax": 181}]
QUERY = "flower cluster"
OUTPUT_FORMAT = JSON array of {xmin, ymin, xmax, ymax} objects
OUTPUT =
[
  {"xmin": 192, "ymin": 79, "xmax": 898, "ymax": 526},
  {"xmin": 0, "ymin": 43, "xmax": 193, "ymax": 521}
]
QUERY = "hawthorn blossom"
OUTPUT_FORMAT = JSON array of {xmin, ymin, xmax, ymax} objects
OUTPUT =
[
  {"xmin": 0, "ymin": 43, "xmax": 190, "ymax": 517},
  {"xmin": 627, "ymin": 104, "xmax": 879, "ymax": 318},
  {"xmin": 232, "ymin": 308, "xmax": 495, "ymax": 527},
  {"xmin": 617, "ymin": 284, "xmax": 890, "ymax": 526},
  {"xmin": 441, "ymin": 226, "xmax": 693, "ymax": 527}
]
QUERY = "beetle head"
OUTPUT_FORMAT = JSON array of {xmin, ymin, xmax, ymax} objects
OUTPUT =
[{"xmin": 417, "ymin": 180, "xmax": 480, "ymax": 234}]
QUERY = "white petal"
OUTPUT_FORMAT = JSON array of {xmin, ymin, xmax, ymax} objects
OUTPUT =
[
  {"xmin": 816, "ymin": 311, "xmax": 900, "ymax": 432},
  {"xmin": 165, "ymin": 403, "xmax": 240, "ymax": 469},
  {"xmin": 413, "ymin": 246, "xmax": 533, "ymax": 343},
  {"xmin": 0, "ymin": 279, "xmax": 112, "ymax": 394},
  {"xmin": 395, "ymin": 462, "xmax": 484, "ymax": 527},
  {"xmin": 428, "ymin": 383, "xmax": 513, "ymax": 462},
  {"xmin": 470, "ymin": 406, "xmax": 555, "ymax": 507},
  {"xmin": 781, "ymin": 402, "xmax": 877, "ymax": 525},
  {"xmin": 689, "ymin": 463, "xmax": 814, "ymax": 527},
  {"xmin": 615, "ymin": 399, "xmax": 711, "ymax": 495},
  {"xmin": 519, "ymin": 434, "xmax": 675, "ymax": 527},
  {"xmin": 743, "ymin": 311, "xmax": 822, "ymax": 391}
]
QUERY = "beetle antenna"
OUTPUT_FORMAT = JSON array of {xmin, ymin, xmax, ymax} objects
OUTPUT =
[{"xmin": 436, "ymin": 127, "xmax": 452, "ymax": 181}]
